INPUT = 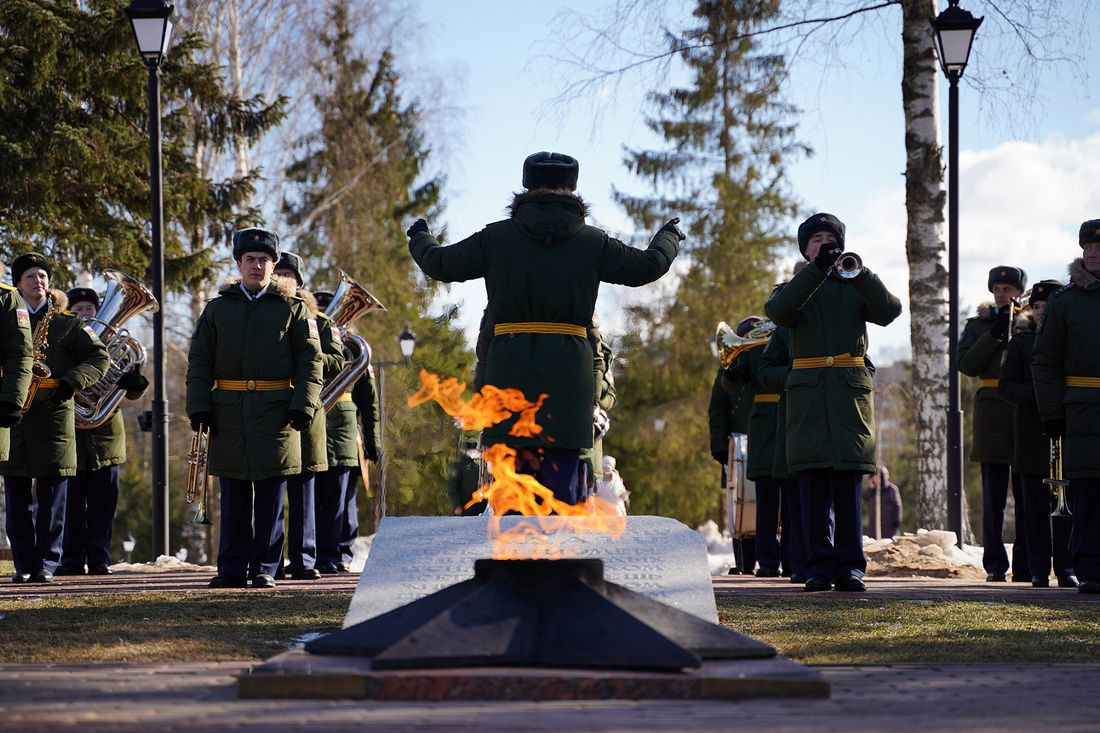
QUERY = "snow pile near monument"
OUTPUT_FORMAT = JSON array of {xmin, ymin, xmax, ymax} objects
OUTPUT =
[
  {"xmin": 696, "ymin": 520, "xmax": 737, "ymax": 575},
  {"xmin": 864, "ymin": 529, "xmax": 986, "ymax": 579}
]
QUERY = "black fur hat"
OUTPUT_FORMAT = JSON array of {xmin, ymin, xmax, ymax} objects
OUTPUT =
[
  {"xmin": 232, "ymin": 227, "xmax": 280, "ymax": 261},
  {"xmin": 1079, "ymin": 219, "xmax": 1100, "ymax": 247},
  {"xmin": 66, "ymin": 287, "xmax": 101, "ymax": 310},
  {"xmin": 275, "ymin": 252, "xmax": 304, "ymax": 286},
  {"xmin": 796, "ymin": 213, "xmax": 845, "ymax": 259},
  {"xmin": 987, "ymin": 266, "xmax": 1027, "ymax": 293},
  {"xmin": 1029, "ymin": 279, "xmax": 1061, "ymax": 306},
  {"xmin": 313, "ymin": 290, "xmax": 334, "ymax": 311},
  {"xmin": 11, "ymin": 252, "xmax": 51, "ymax": 284},
  {"xmin": 522, "ymin": 152, "xmax": 579, "ymax": 191}
]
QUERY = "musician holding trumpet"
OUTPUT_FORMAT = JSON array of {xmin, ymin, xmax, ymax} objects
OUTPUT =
[
  {"xmin": 1032, "ymin": 220, "xmax": 1100, "ymax": 595},
  {"xmin": 764, "ymin": 214, "xmax": 902, "ymax": 592},
  {"xmin": 1, "ymin": 253, "xmax": 109, "ymax": 583}
]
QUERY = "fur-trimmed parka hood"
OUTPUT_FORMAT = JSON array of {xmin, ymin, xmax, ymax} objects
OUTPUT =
[
  {"xmin": 508, "ymin": 188, "xmax": 590, "ymax": 245},
  {"xmin": 1068, "ymin": 258, "xmax": 1100, "ymax": 291},
  {"xmin": 48, "ymin": 289, "xmax": 68, "ymax": 312},
  {"xmin": 974, "ymin": 302, "xmax": 997, "ymax": 320},
  {"xmin": 219, "ymin": 274, "xmax": 300, "ymax": 300},
  {"xmin": 299, "ymin": 289, "xmax": 319, "ymax": 315}
]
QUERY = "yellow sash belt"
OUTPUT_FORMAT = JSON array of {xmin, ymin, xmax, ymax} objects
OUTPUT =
[
  {"xmin": 1066, "ymin": 376, "xmax": 1100, "ymax": 388},
  {"xmin": 214, "ymin": 379, "xmax": 292, "ymax": 392},
  {"xmin": 494, "ymin": 322, "xmax": 587, "ymax": 338},
  {"xmin": 753, "ymin": 393, "xmax": 780, "ymax": 403},
  {"xmin": 791, "ymin": 353, "xmax": 865, "ymax": 369}
]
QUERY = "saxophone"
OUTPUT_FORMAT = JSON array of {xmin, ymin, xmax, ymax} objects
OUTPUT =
[{"xmin": 21, "ymin": 303, "xmax": 59, "ymax": 414}]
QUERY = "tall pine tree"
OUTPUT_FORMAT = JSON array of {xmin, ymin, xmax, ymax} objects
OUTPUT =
[{"xmin": 607, "ymin": 0, "xmax": 807, "ymax": 525}]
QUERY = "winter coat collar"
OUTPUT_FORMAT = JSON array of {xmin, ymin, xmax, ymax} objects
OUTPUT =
[
  {"xmin": 1068, "ymin": 258, "xmax": 1100, "ymax": 291},
  {"xmin": 218, "ymin": 274, "xmax": 300, "ymax": 301},
  {"xmin": 508, "ymin": 189, "xmax": 590, "ymax": 244},
  {"xmin": 975, "ymin": 302, "xmax": 996, "ymax": 320},
  {"xmin": 25, "ymin": 288, "xmax": 68, "ymax": 314}
]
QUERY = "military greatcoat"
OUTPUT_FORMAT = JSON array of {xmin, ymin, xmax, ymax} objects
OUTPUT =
[
  {"xmin": 958, "ymin": 304, "xmax": 1015, "ymax": 464},
  {"xmin": 0, "ymin": 284, "xmax": 32, "ymax": 462}
]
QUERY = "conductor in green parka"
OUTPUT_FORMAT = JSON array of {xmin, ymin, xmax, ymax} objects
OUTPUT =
[
  {"xmin": 764, "ymin": 214, "xmax": 902, "ymax": 592},
  {"xmin": 407, "ymin": 151, "xmax": 681, "ymax": 505},
  {"xmin": 997, "ymin": 280, "xmax": 1075, "ymax": 588},
  {"xmin": 958, "ymin": 265, "xmax": 1029, "ymax": 582},
  {"xmin": 186, "ymin": 229, "xmax": 323, "ymax": 589}
]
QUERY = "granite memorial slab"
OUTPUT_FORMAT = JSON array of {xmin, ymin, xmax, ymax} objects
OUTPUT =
[{"xmin": 343, "ymin": 515, "xmax": 718, "ymax": 627}]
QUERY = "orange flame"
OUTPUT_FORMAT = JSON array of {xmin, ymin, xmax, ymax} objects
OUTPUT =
[{"xmin": 408, "ymin": 370, "xmax": 626, "ymax": 558}]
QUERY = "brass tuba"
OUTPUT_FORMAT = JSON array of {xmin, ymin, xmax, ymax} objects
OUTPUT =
[
  {"xmin": 320, "ymin": 270, "xmax": 386, "ymax": 412},
  {"xmin": 716, "ymin": 320, "xmax": 776, "ymax": 369},
  {"xmin": 73, "ymin": 270, "xmax": 159, "ymax": 429}
]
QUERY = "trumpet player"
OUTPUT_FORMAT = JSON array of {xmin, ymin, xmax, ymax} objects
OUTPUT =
[
  {"xmin": 271, "ymin": 253, "xmax": 344, "ymax": 580},
  {"xmin": 1, "ymin": 254, "xmax": 109, "ymax": 583},
  {"xmin": 1033, "ymin": 220, "xmax": 1100, "ymax": 595},
  {"xmin": 998, "ymin": 280, "xmax": 1075, "ymax": 588},
  {"xmin": 764, "ymin": 214, "xmax": 902, "ymax": 592},
  {"xmin": 186, "ymin": 229, "xmax": 323, "ymax": 589},
  {"xmin": 55, "ymin": 287, "xmax": 149, "ymax": 577},
  {"xmin": 958, "ymin": 265, "xmax": 1029, "ymax": 582}
]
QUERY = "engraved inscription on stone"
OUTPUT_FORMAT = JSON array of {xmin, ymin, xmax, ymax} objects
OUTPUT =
[{"xmin": 344, "ymin": 515, "xmax": 718, "ymax": 628}]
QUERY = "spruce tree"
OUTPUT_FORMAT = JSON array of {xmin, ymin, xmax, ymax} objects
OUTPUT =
[{"xmin": 607, "ymin": 0, "xmax": 807, "ymax": 525}]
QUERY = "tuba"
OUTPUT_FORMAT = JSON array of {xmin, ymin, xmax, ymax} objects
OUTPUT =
[
  {"xmin": 716, "ymin": 320, "xmax": 776, "ymax": 369},
  {"xmin": 319, "ymin": 270, "xmax": 386, "ymax": 412},
  {"xmin": 73, "ymin": 270, "xmax": 159, "ymax": 429}
]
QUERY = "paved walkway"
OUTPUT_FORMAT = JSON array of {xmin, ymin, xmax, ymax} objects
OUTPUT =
[
  {"xmin": 0, "ymin": 569, "xmax": 360, "ymax": 598},
  {"xmin": 0, "ymin": 661, "xmax": 1098, "ymax": 731}
]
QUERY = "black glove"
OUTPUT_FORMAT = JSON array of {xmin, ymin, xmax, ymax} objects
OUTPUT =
[
  {"xmin": 50, "ymin": 381, "xmax": 74, "ymax": 403},
  {"xmin": 813, "ymin": 245, "xmax": 842, "ymax": 273},
  {"xmin": 1043, "ymin": 419, "xmax": 1066, "ymax": 439},
  {"xmin": 0, "ymin": 400, "xmax": 22, "ymax": 428},
  {"xmin": 660, "ymin": 217, "xmax": 686, "ymax": 241},
  {"xmin": 712, "ymin": 450, "xmax": 727, "ymax": 465},
  {"xmin": 406, "ymin": 218, "xmax": 429, "ymax": 238},
  {"xmin": 117, "ymin": 367, "xmax": 149, "ymax": 393},
  {"xmin": 363, "ymin": 443, "xmax": 380, "ymax": 462},
  {"xmin": 723, "ymin": 352, "xmax": 749, "ymax": 384},
  {"xmin": 288, "ymin": 409, "xmax": 312, "ymax": 432},
  {"xmin": 990, "ymin": 306, "xmax": 1012, "ymax": 340},
  {"xmin": 190, "ymin": 411, "xmax": 217, "ymax": 436}
]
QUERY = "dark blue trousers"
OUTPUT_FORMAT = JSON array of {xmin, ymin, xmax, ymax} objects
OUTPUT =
[
  {"xmin": 981, "ymin": 463, "xmax": 1029, "ymax": 577},
  {"xmin": 516, "ymin": 448, "xmax": 582, "ymax": 506},
  {"xmin": 217, "ymin": 476, "xmax": 286, "ymax": 579},
  {"xmin": 1068, "ymin": 479, "xmax": 1100, "ymax": 583},
  {"xmin": 315, "ymin": 467, "xmax": 354, "ymax": 568},
  {"xmin": 285, "ymin": 471, "xmax": 317, "ymax": 571},
  {"xmin": 1019, "ymin": 473, "xmax": 1073, "ymax": 579},
  {"xmin": 780, "ymin": 477, "xmax": 807, "ymax": 578},
  {"xmin": 61, "ymin": 465, "xmax": 120, "ymax": 571},
  {"xmin": 754, "ymin": 477, "xmax": 782, "ymax": 573},
  {"xmin": 798, "ymin": 469, "xmax": 866, "ymax": 581},
  {"xmin": 339, "ymin": 471, "xmax": 360, "ymax": 565},
  {"xmin": 3, "ymin": 475, "xmax": 67, "ymax": 575}
]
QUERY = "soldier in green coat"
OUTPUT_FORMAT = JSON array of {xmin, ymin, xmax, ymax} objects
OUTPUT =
[
  {"xmin": 0, "ymin": 269, "xmax": 33, "ymax": 583},
  {"xmin": 998, "ymin": 280, "xmax": 1075, "ymax": 588},
  {"xmin": 1033, "ymin": 220, "xmax": 1100, "ymax": 594},
  {"xmin": 447, "ymin": 438, "xmax": 485, "ymax": 516},
  {"xmin": 186, "ymin": 229, "xmax": 323, "ymax": 589},
  {"xmin": 272, "ymin": 253, "xmax": 344, "ymax": 580},
  {"xmin": 764, "ymin": 213, "xmax": 902, "ymax": 592},
  {"xmin": 958, "ymin": 265, "xmax": 1029, "ymax": 582},
  {"xmin": 56, "ymin": 287, "xmax": 149, "ymax": 576},
  {"xmin": 708, "ymin": 364, "xmax": 755, "ymax": 574},
  {"xmin": 408, "ymin": 151, "xmax": 680, "ymax": 504},
  {"xmin": 3, "ymin": 253, "xmax": 109, "ymax": 583}
]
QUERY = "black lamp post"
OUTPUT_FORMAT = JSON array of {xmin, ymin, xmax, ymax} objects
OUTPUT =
[
  {"xmin": 375, "ymin": 325, "xmax": 418, "ymax": 526},
  {"xmin": 125, "ymin": 0, "xmax": 174, "ymax": 558},
  {"xmin": 931, "ymin": 0, "xmax": 982, "ymax": 549}
]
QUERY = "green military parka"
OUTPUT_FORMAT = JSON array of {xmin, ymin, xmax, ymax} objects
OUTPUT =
[
  {"xmin": 757, "ymin": 326, "xmax": 794, "ymax": 480},
  {"xmin": 0, "ymin": 284, "xmax": 33, "ymax": 462},
  {"xmin": 299, "ymin": 292, "xmax": 344, "ymax": 474},
  {"xmin": 325, "ymin": 356, "xmax": 381, "ymax": 470},
  {"xmin": 75, "ymin": 382, "xmax": 149, "ymax": 472},
  {"xmin": 957, "ymin": 303, "xmax": 1015, "ymax": 464},
  {"xmin": 997, "ymin": 319, "xmax": 1048, "ymax": 477},
  {"xmin": 722, "ymin": 343, "xmax": 780, "ymax": 481},
  {"xmin": 708, "ymin": 367, "xmax": 752, "ymax": 462}
]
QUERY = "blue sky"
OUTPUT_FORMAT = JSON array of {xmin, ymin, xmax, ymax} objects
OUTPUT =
[{"xmin": 415, "ymin": 1, "xmax": 1099, "ymax": 363}]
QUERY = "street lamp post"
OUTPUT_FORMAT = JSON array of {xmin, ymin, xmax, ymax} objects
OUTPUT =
[
  {"xmin": 125, "ymin": 0, "xmax": 175, "ymax": 558},
  {"xmin": 373, "ymin": 325, "xmax": 417, "ymax": 527},
  {"xmin": 653, "ymin": 417, "xmax": 666, "ymax": 515},
  {"xmin": 932, "ymin": 0, "xmax": 982, "ymax": 549}
]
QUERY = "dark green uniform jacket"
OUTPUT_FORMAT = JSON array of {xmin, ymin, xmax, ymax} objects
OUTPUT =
[
  {"xmin": 996, "ymin": 319, "xmax": 1047, "ymax": 477},
  {"xmin": 721, "ymin": 344, "xmax": 779, "ymax": 481},
  {"xmin": 75, "ymin": 382, "xmax": 148, "ymax": 472},
  {"xmin": 0, "ymin": 285, "xmax": 33, "ymax": 462},
  {"xmin": 764, "ymin": 263, "xmax": 902, "ymax": 474},
  {"xmin": 446, "ymin": 454, "xmax": 484, "ymax": 515},
  {"xmin": 325, "ymin": 364, "xmax": 381, "ymax": 469},
  {"xmin": 410, "ymin": 190, "xmax": 678, "ymax": 449},
  {"xmin": 758, "ymin": 326, "xmax": 794, "ymax": 480},
  {"xmin": 708, "ymin": 368, "xmax": 752, "ymax": 461},
  {"xmin": 3, "ymin": 291, "xmax": 110, "ymax": 478},
  {"xmin": 300, "ymin": 304, "xmax": 345, "ymax": 474},
  {"xmin": 1033, "ymin": 259, "xmax": 1100, "ymax": 479},
  {"xmin": 958, "ymin": 303, "xmax": 1014, "ymax": 464},
  {"xmin": 185, "ymin": 278, "xmax": 323, "ymax": 481}
]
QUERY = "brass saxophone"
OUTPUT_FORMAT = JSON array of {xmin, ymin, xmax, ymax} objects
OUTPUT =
[
  {"xmin": 320, "ymin": 270, "xmax": 386, "ymax": 412},
  {"xmin": 21, "ymin": 304, "xmax": 59, "ymax": 414}
]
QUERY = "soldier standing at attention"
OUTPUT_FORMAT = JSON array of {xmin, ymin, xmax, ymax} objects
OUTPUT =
[
  {"xmin": 407, "ymin": 152, "xmax": 680, "ymax": 504},
  {"xmin": 186, "ymin": 229, "xmax": 323, "ymax": 589},
  {"xmin": 708, "ymin": 356, "xmax": 755, "ymax": 574},
  {"xmin": 958, "ymin": 265, "xmax": 1029, "ymax": 582},
  {"xmin": 765, "ymin": 214, "xmax": 902, "ymax": 592},
  {"xmin": 1033, "ymin": 220, "xmax": 1100, "ymax": 595},
  {"xmin": 56, "ymin": 287, "xmax": 149, "ymax": 576},
  {"xmin": 0, "ymin": 264, "xmax": 33, "ymax": 582},
  {"xmin": 2, "ymin": 254, "xmax": 108, "ymax": 583}
]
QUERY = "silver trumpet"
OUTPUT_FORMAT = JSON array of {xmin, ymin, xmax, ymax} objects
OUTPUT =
[{"xmin": 830, "ymin": 252, "xmax": 863, "ymax": 280}]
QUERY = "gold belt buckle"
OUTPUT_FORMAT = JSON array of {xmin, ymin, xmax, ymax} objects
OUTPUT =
[
  {"xmin": 825, "ymin": 356, "xmax": 835, "ymax": 367},
  {"xmin": 246, "ymin": 379, "xmax": 257, "ymax": 391}
]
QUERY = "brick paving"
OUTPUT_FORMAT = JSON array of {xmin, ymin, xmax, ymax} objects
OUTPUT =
[{"xmin": 0, "ymin": 569, "xmax": 360, "ymax": 598}]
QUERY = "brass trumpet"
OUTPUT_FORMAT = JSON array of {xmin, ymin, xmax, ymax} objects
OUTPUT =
[
  {"xmin": 1044, "ymin": 437, "xmax": 1072, "ymax": 518},
  {"xmin": 716, "ymin": 320, "xmax": 776, "ymax": 369},
  {"xmin": 830, "ymin": 252, "xmax": 863, "ymax": 280},
  {"xmin": 186, "ymin": 424, "xmax": 212, "ymax": 525}
]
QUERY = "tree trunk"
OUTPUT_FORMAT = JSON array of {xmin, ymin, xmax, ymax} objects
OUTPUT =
[{"xmin": 227, "ymin": 0, "xmax": 252, "ymax": 179}]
